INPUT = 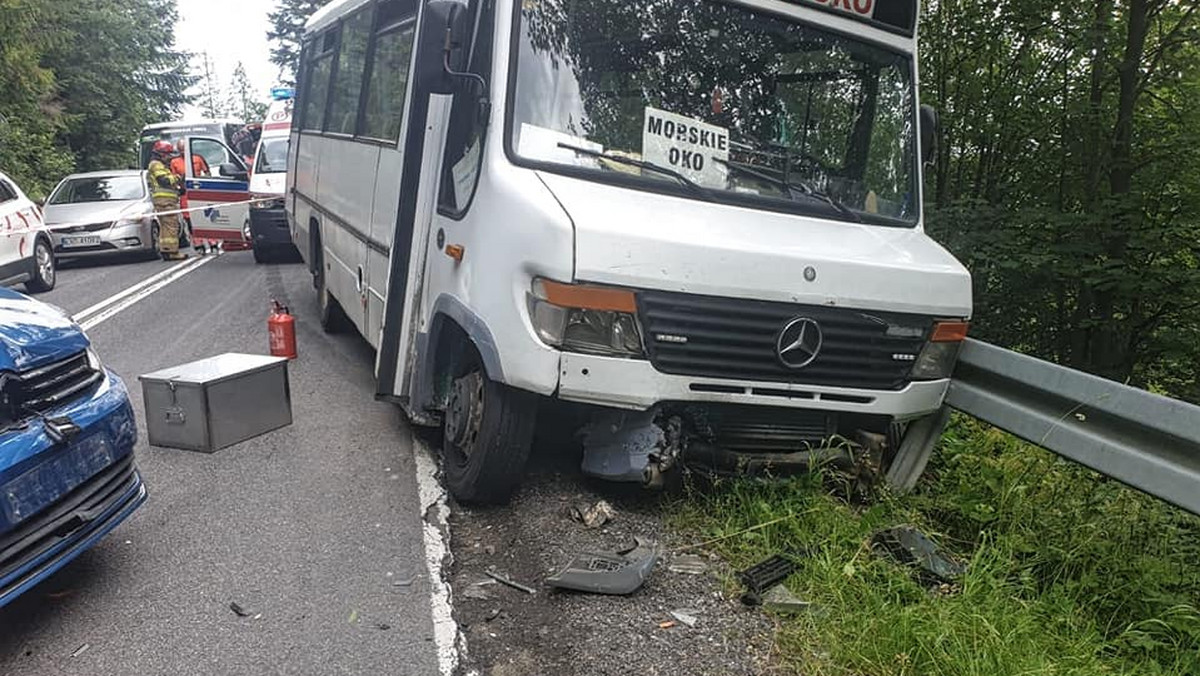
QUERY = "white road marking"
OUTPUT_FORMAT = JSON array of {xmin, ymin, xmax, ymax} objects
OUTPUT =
[
  {"xmin": 413, "ymin": 440, "xmax": 475, "ymax": 676},
  {"xmin": 78, "ymin": 256, "xmax": 215, "ymax": 331},
  {"xmin": 74, "ymin": 257, "xmax": 202, "ymax": 323}
]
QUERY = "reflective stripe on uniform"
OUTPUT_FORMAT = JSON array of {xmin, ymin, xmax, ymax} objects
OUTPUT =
[{"xmin": 147, "ymin": 160, "xmax": 180, "ymax": 200}]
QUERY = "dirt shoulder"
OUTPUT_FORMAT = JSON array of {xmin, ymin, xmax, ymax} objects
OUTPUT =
[{"xmin": 447, "ymin": 457, "xmax": 776, "ymax": 676}]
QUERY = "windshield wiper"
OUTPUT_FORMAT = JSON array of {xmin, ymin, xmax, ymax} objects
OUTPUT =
[
  {"xmin": 716, "ymin": 158, "xmax": 861, "ymax": 223},
  {"xmin": 556, "ymin": 143, "xmax": 711, "ymax": 200}
]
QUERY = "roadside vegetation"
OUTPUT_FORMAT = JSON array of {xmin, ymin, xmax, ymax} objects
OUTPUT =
[{"xmin": 674, "ymin": 417, "xmax": 1200, "ymax": 675}]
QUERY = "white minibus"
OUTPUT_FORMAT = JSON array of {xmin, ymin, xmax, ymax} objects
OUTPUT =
[{"xmin": 287, "ymin": 0, "xmax": 972, "ymax": 503}]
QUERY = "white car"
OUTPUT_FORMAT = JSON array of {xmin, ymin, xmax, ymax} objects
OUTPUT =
[{"xmin": 0, "ymin": 170, "xmax": 56, "ymax": 293}]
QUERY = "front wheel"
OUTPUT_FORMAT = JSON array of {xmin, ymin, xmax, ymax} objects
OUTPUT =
[
  {"xmin": 314, "ymin": 240, "xmax": 351, "ymax": 333},
  {"xmin": 24, "ymin": 238, "xmax": 56, "ymax": 293},
  {"xmin": 442, "ymin": 369, "xmax": 537, "ymax": 504}
]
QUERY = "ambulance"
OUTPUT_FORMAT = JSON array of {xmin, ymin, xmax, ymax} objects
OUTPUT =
[{"xmin": 246, "ymin": 89, "xmax": 297, "ymax": 263}]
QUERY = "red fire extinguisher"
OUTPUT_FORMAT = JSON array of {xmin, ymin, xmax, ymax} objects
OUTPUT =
[{"xmin": 268, "ymin": 300, "xmax": 297, "ymax": 359}]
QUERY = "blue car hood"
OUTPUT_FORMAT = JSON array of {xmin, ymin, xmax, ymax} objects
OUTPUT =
[{"xmin": 0, "ymin": 288, "xmax": 89, "ymax": 372}]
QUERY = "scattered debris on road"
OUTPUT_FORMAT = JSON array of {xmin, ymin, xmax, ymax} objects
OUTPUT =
[
  {"xmin": 738, "ymin": 555, "xmax": 798, "ymax": 606},
  {"xmin": 485, "ymin": 570, "xmax": 537, "ymax": 595},
  {"xmin": 871, "ymin": 525, "xmax": 966, "ymax": 584},
  {"xmin": 463, "ymin": 582, "xmax": 493, "ymax": 600},
  {"xmin": 669, "ymin": 609, "xmax": 700, "ymax": 627},
  {"xmin": 228, "ymin": 602, "xmax": 251, "ymax": 618},
  {"xmin": 570, "ymin": 499, "xmax": 616, "ymax": 528},
  {"xmin": 658, "ymin": 620, "xmax": 677, "ymax": 629},
  {"xmin": 70, "ymin": 643, "xmax": 90, "ymax": 658},
  {"xmin": 546, "ymin": 536, "xmax": 660, "ymax": 595},
  {"xmin": 667, "ymin": 554, "xmax": 709, "ymax": 575}
]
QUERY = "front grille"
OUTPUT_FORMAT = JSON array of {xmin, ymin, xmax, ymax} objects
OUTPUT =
[
  {"xmin": 638, "ymin": 290, "xmax": 932, "ymax": 391},
  {"xmin": 250, "ymin": 208, "xmax": 288, "ymax": 229},
  {"xmin": 51, "ymin": 222, "xmax": 111, "ymax": 233},
  {"xmin": 0, "ymin": 453, "xmax": 137, "ymax": 583},
  {"xmin": 678, "ymin": 403, "xmax": 834, "ymax": 452},
  {"xmin": 5, "ymin": 351, "xmax": 103, "ymax": 414}
]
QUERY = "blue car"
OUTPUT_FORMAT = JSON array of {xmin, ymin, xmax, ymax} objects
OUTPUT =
[{"xmin": 0, "ymin": 287, "xmax": 145, "ymax": 607}]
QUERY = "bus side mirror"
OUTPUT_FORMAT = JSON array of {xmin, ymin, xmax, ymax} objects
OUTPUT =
[
  {"xmin": 919, "ymin": 105, "xmax": 939, "ymax": 165},
  {"xmin": 419, "ymin": 1, "xmax": 473, "ymax": 95}
]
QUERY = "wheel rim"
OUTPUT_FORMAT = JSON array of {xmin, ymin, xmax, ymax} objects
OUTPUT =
[
  {"xmin": 36, "ymin": 242, "xmax": 54, "ymax": 285},
  {"xmin": 446, "ymin": 371, "xmax": 485, "ymax": 460}
]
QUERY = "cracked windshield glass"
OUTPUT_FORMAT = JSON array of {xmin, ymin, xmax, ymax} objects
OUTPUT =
[{"xmin": 512, "ymin": 0, "xmax": 918, "ymax": 225}]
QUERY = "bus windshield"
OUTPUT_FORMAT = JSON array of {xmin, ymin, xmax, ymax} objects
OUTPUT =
[{"xmin": 509, "ymin": 0, "xmax": 918, "ymax": 226}]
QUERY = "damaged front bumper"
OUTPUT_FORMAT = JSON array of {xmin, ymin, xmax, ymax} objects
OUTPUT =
[{"xmin": 580, "ymin": 403, "xmax": 890, "ymax": 487}]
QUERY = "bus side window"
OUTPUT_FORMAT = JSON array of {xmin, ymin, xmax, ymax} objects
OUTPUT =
[
  {"xmin": 438, "ymin": 0, "xmax": 494, "ymax": 215},
  {"xmin": 361, "ymin": 6, "xmax": 417, "ymax": 141}
]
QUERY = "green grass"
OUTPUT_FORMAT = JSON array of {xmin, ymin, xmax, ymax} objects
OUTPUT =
[{"xmin": 672, "ymin": 417, "xmax": 1200, "ymax": 676}]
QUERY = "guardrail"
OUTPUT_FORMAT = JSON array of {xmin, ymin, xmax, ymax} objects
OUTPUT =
[{"xmin": 886, "ymin": 339, "xmax": 1200, "ymax": 516}]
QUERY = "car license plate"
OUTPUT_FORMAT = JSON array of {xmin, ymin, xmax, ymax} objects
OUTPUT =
[
  {"xmin": 2, "ymin": 436, "xmax": 115, "ymax": 525},
  {"xmin": 61, "ymin": 235, "xmax": 101, "ymax": 248}
]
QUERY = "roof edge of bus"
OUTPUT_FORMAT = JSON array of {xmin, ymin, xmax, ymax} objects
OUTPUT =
[{"xmin": 306, "ymin": 0, "xmax": 375, "ymax": 35}]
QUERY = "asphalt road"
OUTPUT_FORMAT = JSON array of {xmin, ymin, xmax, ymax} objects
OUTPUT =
[{"xmin": 0, "ymin": 252, "xmax": 441, "ymax": 675}]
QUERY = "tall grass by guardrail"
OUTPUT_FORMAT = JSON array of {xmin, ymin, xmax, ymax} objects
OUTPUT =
[{"xmin": 673, "ymin": 416, "xmax": 1200, "ymax": 676}]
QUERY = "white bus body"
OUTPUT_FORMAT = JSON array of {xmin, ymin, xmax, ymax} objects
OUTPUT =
[{"xmin": 287, "ymin": 0, "xmax": 972, "ymax": 502}]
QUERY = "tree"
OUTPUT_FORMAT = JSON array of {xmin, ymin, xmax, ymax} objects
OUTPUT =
[
  {"xmin": 0, "ymin": 0, "xmax": 194, "ymax": 194},
  {"xmin": 268, "ymin": 0, "xmax": 325, "ymax": 86},
  {"xmin": 226, "ymin": 62, "xmax": 269, "ymax": 121}
]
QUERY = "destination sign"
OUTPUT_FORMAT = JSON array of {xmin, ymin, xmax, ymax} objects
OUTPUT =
[{"xmin": 782, "ymin": 0, "xmax": 917, "ymax": 35}]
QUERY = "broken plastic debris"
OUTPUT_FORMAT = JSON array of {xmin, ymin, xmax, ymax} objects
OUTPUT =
[
  {"xmin": 546, "ymin": 536, "xmax": 659, "ymax": 595},
  {"xmin": 570, "ymin": 499, "xmax": 616, "ymax": 528},
  {"xmin": 71, "ymin": 643, "xmax": 90, "ymax": 658},
  {"xmin": 667, "ymin": 554, "xmax": 708, "ymax": 575},
  {"xmin": 393, "ymin": 573, "xmax": 420, "ymax": 587},
  {"xmin": 229, "ymin": 602, "xmax": 251, "ymax": 618},
  {"xmin": 658, "ymin": 620, "xmax": 677, "ymax": 629},
  {"xmin": 870, "ymin": 525, "xmax": 966, "ymax": 584},
  {"xmin": 463, "ymin": 584, "xmax": 492, "ymax": 601},
  {"xmin": 485, "ymin": 608, "xmax": 502, "ymax": 622},
  {"xmin": 669, "ymin": 609, "xmax": 699, "ymax": 627},
  {"xmin": 738, "ymin": 555, "xmax": 797, "ymax": 606},
  {"xmin": 760, "ymin": 585, "xmax": 811, "ymax": 613},
  {"xmin": 485, "ymin": 570, "xmax": 536, "ymax": 594}
]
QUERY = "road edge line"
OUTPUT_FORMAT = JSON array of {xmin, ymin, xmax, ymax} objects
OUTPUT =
[{"xmin": 413, "ymin": 439, "xmax": 475, "ymax": 676}]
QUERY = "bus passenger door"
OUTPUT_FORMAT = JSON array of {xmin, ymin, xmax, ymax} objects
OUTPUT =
[{"xmin": 185, "ymin": 137, "xmax": 251, "ymax": 248}]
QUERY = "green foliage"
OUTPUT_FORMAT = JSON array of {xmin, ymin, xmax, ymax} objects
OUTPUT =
[
  {"xmin": 673, "ymin": 417, "xmax": 1200, "ymax": 675},
  {"xmin": 268, "ymin": 0, "xmax": 325, "ymax": 86},
  {"xmin": 922, "ymin": 0, "xmax": 1200, "ymax": 402},
  {"xmin": 0, "ymin": 0, "xmax": 195, "ymax": 195}
]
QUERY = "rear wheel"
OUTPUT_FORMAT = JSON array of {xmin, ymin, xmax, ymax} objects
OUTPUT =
[
  {"xmin": 442, "ymin": 367, "xmax": 537, "ymax": 504},
  {"xmin": 24, "ymin": 238, "xmax": 56, "ymax": 293},
  {"xmin": 313, "ymin": 233, "xmax": 351, "ymax": 333}
]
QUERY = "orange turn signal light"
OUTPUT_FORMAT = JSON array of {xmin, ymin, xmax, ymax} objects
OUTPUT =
[
  {"xmin": 538, "ymin": 279, "xmax": 637, "ymax": 313},
  {"xmin": 931, "ymin": 321, "xmax": 970, "ymax": 342}
]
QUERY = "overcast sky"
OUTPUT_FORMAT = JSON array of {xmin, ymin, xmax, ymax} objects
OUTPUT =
[{"xmin": 175, "ymin": 0, "xmax": 279, "ymax": 121}]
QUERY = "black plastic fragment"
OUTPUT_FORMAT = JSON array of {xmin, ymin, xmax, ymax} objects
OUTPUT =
[
  {"xmin": 871, "ymin": 525, "xmax": 966, "ymax": 584},
  {"xmin": 738, "ymin": 555, "xmax": 797, "ymax": 606}
]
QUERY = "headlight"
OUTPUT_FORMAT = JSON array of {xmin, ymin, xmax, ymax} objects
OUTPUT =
[
  {"xmin": 86, "ymin": 346, "xmax": 103, "ymax": 372},
  {"xmin": 909, "ymin": 321, "xmax": 969, "ymax": 380},
  {"xmin": 528, "ymin": 279, "xmax": 645, "ymax": 358},
  {"xmin": 251, "ymin": 196, "xmax": 285, "ymax": 210}
]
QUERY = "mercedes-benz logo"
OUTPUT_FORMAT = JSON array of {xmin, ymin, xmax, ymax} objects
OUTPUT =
[{"xmin": 777, "ymin": 317, "xmax": 823, "ymax": 369}]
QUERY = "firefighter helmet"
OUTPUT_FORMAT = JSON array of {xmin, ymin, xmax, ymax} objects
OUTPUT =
[{"xmin": 151, "ymin": 140, "xmax": 175, "ymax": 159}]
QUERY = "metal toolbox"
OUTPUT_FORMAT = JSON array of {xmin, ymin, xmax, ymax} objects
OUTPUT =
[{"xmin": 139, "ymin": 353, "xmax": 292, "ymax": 453}]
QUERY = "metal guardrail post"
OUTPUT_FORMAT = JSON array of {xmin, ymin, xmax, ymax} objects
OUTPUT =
[
  {"xmin": 885, "ymin": 406, "xmax": 951, "ymax": 492},
  {"xmin": 941, "ymin": 339, "xmax": 1200, "ymax": 515}
]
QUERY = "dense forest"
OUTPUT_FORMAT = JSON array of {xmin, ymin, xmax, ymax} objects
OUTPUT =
[
  {"xmin": 0, "ymin": 0, "xmax": 193, "ymax": 196},
  {"xmin": 1, "ymin": 0, "xmax": 1197, "ymax": 402},
  {"xmin": 923, "ymin": 0, "xmax": 1199, "ymax": 402}
]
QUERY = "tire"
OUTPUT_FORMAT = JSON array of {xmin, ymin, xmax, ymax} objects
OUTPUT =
[
  {"xmin": 24, "ymin": 238, "xmax": 56, "ymax": 293},
  {"xmin": 442, "ymin": 368, "xmax": 537, "ymax": 504},
  {"xmin": 145, "ymin": 222, "xmax": 161, "ymax": 260},
  {"xmin": 314, "ymin": 234, "xmax": 351, "ymax": 333}
]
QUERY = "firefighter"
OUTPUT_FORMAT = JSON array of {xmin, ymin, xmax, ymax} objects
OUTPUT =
[{"xmin": 147, "ymin": 140, "xmax": 187, "ymax": 260}]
